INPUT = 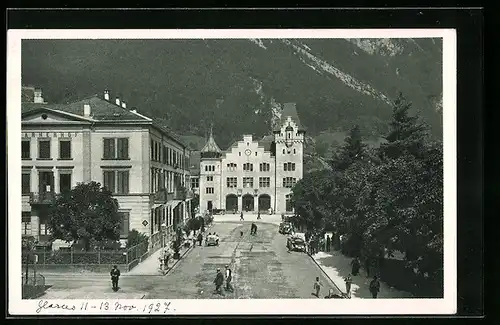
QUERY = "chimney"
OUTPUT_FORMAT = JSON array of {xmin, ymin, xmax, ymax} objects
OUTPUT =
[
  {"xmin": 34, "ymin": 88, "xmax": 44, "ymax": 103},
  {"xmin": 84, "ymin": 103, "xmax": 91, "ymax": 117},
  {"xmin": 104, "ymin": 90, "xmax": 110, "ymax": 101},
  {"xmin": 115, "ymin": 97, "xmax": 120, "ymax": 106},
  {"xmin": 121, "ymin": 101, "xmax": 127, "ymax": 109}
]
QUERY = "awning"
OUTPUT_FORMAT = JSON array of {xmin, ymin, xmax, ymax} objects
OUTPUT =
[{"xmin": 166, "ymin": 200, "xmax": 182, "ymax": 209}]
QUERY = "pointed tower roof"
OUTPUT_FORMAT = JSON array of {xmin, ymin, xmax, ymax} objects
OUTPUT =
[
  {"xmin": 273, "ymin": 102, "xmax": 306, "ymax": 132},
  {"xmin": 201, "ymin": 126, "xmax": 222, "ymax": 158}
]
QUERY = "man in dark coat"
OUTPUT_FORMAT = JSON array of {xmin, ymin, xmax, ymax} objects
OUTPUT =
[
  {"xmin": 110, "ymin": 265, "xmax": 121, "ymax": 291},
  {"xmin": 214, "ymin": 268, "xmax": 224, "ymax": 295},
  {"xmin": 326, "ymin": 235, "xmax": 331, "ymax": 252},
  {"xmin": 240, "ymin": 212, "xmax": 244, "ymax": 221},
  {"xmin": 369, "ymin": 276, "xmax": 381, "ymax": 298},
  {"xmin": 197, "ymin": 232, "xmax": 203, "ymax": 246}
]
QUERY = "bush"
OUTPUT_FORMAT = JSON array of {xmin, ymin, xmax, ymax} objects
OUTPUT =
[{"xmin": 127, "ymin": 229, "xmax": 149, "ymax": 248}]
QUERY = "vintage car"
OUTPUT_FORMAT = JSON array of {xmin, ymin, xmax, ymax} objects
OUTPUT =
[
  {"xmin": 286, "ymin": 235, "xmax": 306, "ymax": 252},
  {"xmin": 205, "ymin": 234, "xmax": 220, "ymax": 246},
  {"xmin": 278, "ymin": 222, "xmax": 293, "ymax": 234}
]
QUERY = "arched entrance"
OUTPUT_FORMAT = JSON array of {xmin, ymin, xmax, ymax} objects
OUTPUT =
[
  {"xmin": 242, "ymin": 194, "xmax": 255, "ymax": 212},
  {"xmin": 226, "ymin": 194, "xmax": 238, "ymax": 213},
  {"xmin": 258, "ymin": 194, "xmax": 271, "ymax": 212}
]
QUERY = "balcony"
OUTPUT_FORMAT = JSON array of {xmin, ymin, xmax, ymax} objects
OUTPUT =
[
  {"xmin": 29, "ymin": 192, "xmax": 57, "ymax": 205},
  {"xmin": 154, "ymin": 188, "xmax": 174, "ymax": 203}
]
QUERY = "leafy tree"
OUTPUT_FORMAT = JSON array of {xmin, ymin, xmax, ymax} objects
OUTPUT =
[
  {"xmin": 381, "ymin": 92, "xmax": 428, "ymax": 160},
  {"xmin": 47, "ymin": 181, "xmax": 122, "ymax": 251},
  {"xmin": 190, "ymin": 194, "xmax": 200, "ymax": 217},
  {"xmin": 126, "ymin": 229, "xmax": 149, "ymax": 248},
  {"xmin": 331, "ymin": 125, "xmax": 367, "ymax": 171}
]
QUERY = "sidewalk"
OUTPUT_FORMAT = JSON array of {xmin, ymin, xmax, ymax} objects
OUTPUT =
[{"xmin": 312, "ymin": 251, "xmax": 413, "ymax": 299}]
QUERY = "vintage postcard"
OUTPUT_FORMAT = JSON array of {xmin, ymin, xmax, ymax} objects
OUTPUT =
[{"xmin": 7, "ymin": 28, "xmax": 456, "ymax": 315}]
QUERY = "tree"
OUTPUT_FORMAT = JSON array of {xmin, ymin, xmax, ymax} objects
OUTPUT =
[
  {"xmin": 47, "ymin": 181, "xmax": 122, "ymax": 251},
  {"xmin": 331, "ymin": 125, "xmax": 367, "ymax": 171},
  {"xmin": 381, "ymin": 92, "xmax": 428, "ymax": 160},
  {"xmin": 127, "ymin": 229, "xmax": 149, "ymax": 248}
]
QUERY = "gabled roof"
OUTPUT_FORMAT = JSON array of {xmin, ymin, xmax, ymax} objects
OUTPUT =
[
  {"xmin": 258, "ymin": 135, "xmax": 274, "ymax": 151},
  {"xmin": 152, "ymin": 120, "xmax": 188, "ymax": 148},
  {"xmin": 273, "ymin": 102, "xmax": 306, "ymax": 132}
]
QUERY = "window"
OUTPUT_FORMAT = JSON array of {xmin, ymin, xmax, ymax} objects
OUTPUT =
[
  {"xmin": 283, "ymin": 149, "xmax": 286, "ymax": 154},
  {"xmin": 243, "ymin": 177, "xmax": 253, "ymax": 188},
  {"xmin": 206, "ymin": 187, "xmax": 214, "ymax": 194},
  {"xmin": 117, "ymin": 138, "xmax": 129, "ymax": 159},
  {"xmin": 239, "ymin": 152, "xmax": 241, "ymax": 156},
  {"xmin": 207, "ymin": 176, "xmax": 213, "ymax": 182},
  {"xmin": 22, "ymin": 212, "xmax": 31, "ymax": 236},
  {"xmin": 259, "ymin": 177, "xmax": 270, "ymax": 188},
  {"xmin": 22, "ymin": 173, "xmax": 31, "ymax": 194},
  {"xmin": 283, "ymin": 177, "xmax": 297, "ymax": 188},
  {"xmin": 119, "ymin": 212, "xmax": 130, "ymax": 239},
  {"xmin": 59, "ymin": 140, "xmax": 72, "ymax": 159},
  {"xmin": 38, "ymin": 139, "xmax": 51, "ymax": 159},
  {"xmin": 104, "ymin": 138, "xmax": 129, "ymax": 159},
  {"xmin": 243, "ymin": 163, "xmax": 253, "ymax": 171},
  {"xmin": 117, "ymin": 171, "xmax": 130, "ymax": 194},
  {"xmin": 286, "ymin": 194, "xmax": 293, "ymax": 212},
  {"xmin": 294, "ymin": 149, "xmax": 296, "ymax": 154},
  {"xmin": 227, "ymin": 177, "xmax": 237, "ymax": 188},
  {"xmin": 255, "ymin": 152, "xmax": 258, "ymax": 156},
  {"xmin": 205, "ymin": 165, "xmax": 215, "ymax": 172},
  {"xmin": 259, "ymin": 163, "xmax": 270, "ymax": 172},
  {"xmin": 103, "ymin": 171, "xmax": 116, "ymax": 193},
  {"xmin": 191, "ymin": 178, "xmax": 199, "ymax": 189},
  {"xmin": 39, "ymin": 223, "xmax": 51, "ymax": 236},
  {"xmin": 284, "ymin": 162, "xmax": 296, "ymax": 171},
  {"xmin": 227, "ymin": 163, "xmax": 237, "ymax": 171},
  {"xmin": 59, "ymin": 173, "xmax": 72, "ymax": 192},
  {"xmin": 22, "ymin": 140, "xmax": 30, "ymax": 159}
]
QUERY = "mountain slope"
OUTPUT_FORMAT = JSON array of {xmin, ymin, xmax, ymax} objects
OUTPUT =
[{"xmin": 21, "ymin": 38, "xmax": 442, "ymax": 149}]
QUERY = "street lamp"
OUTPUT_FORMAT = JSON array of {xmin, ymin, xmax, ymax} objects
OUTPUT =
[{"xmin": 161, "ymin": 223, "xmax": 167, "ymax": 249}]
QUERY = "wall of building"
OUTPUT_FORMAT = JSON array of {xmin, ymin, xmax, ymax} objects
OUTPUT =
[{"xmin": 199, "ymin": 158, "xmax": 222, "ymax": 213}]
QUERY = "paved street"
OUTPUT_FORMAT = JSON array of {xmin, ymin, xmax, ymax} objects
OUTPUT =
[{"xmin": 40, "ymin": 218, "xmax": 343, "ymax": 299}]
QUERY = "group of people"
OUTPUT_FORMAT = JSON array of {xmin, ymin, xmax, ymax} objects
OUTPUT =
[
  {"xmin": 342, "ymin": 257, "xmax": 381, "ymax": 298},
  {"xmin": 213, "ymin": 265, "xmax": 234, "ymax": 295}
]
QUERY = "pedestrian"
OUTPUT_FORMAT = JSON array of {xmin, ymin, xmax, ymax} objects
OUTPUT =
[
  {"xmin": 240, "ymin": 211, "xmax": 244, "ymax": 221},
  {"xmin": 326, "ymin": 235, "xmax": 331, "ymax": 252},
  {"xmin": 313, "ymin": 276, "xmax": 322, "ymax": 297},
  {"xmin": 351, "ymin": 257, "xmax": 361, "ymax": 276},
  {"xmin": 369, "ymin": 276, "xmax": 381, "ymax": 298},
  {"xmin": 225, "ymin": 265, "xmax": 234, "ymax": 292},
  {"xmin": 214, "ymin": 268, "xmax": 224, "ymax": 295},
  {"xmin": 163, "ymin": 248, "xmax": 171, "ymax": 270},
  {"xmin": 257, "ymin": 211, "xmax": 261, "ymax": 220},
  {"xmin": 240, "ymin": 231, "xmax": 244, "ymax": 237},
  {"xmin": 344, "ymin": 273, "xmax": 353, "ymax": 298},
  {"xmin": 110, "ymin": 265, "xmax": 121, "ymax": 291},
  {"xmin": 197, "ymin": 232, "xmax": 203, "ymax": 246}
]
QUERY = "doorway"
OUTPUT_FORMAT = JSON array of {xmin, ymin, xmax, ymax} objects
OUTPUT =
[{"xmin": 242, "ymin": 194, "xmax": 254, "ymax": 212}]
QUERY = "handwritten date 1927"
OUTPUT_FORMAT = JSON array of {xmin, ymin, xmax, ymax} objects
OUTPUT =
[{"xmin": 36, "ymin": 300, "xmax": 173, "ymax": 314}]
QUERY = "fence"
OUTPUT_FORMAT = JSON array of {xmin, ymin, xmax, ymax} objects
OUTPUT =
[
  {"xmin": 22, "ymin": 241, "xmax": 150, "ymax": 272},
  {"xmin": 22, "ymin": 273, "xmax": 46, "ymax": 299}
]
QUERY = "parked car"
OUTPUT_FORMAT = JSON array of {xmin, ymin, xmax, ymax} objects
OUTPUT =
[
  {"xmin": 279, "ymin": 222, "xmax": 293, "ymax": 234},
  {"xmin": 287, "ymin": 236, "xmax": 306, "ymax": 252},
  {"xmin": 211, "ymin": 209, "xmax": 225, "ymax": 215},
  {"xmin": 205, "ymin": 234, "xmax": 220, "ymax": 246}
]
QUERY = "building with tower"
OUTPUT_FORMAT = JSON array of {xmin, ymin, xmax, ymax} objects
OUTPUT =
[{"xmin": 198, "ymin": 103, "xmax": 305, "ymax": 214}]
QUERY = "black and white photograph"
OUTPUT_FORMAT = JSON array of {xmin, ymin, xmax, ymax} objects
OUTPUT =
[{"xmin": 8, "ymin": 29, "xmax": 457, "ymax": 315}]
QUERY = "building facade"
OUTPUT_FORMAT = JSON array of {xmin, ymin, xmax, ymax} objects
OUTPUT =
[
  {"xmin": 21, "ymin": 88, "xmax": 193, "ymax": 247},
  {"xmin": 199, "ymin": 103, "xmax": 305, "ymax": 214}
]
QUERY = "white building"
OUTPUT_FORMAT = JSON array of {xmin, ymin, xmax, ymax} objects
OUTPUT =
[{"xmin": 199, "ymin": 103, "xmax": 305, "ymax": 214}]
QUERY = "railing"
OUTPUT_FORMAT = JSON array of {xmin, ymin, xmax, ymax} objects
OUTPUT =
[
  {"xmin": 154, "ymin": 189, "xmax": 174, "ymax": 203},
  {"xmin": 29, "ymin": 192, "xmax": 57, "ymax": 204}
]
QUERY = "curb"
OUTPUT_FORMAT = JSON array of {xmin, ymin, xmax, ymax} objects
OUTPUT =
[
  {"xmin": 308, "ymin": 252, "xmax": 347, "ymax": 298},
  {"xmin": 162, "ymin": 222, "xmax": 215, "ymax": 276}
]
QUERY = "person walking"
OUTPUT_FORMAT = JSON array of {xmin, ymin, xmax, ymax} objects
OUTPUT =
[
  {"xmin": 369, "ymin": 276, "xmax": 381, "ymax": 298},
  {"xmin": 197, "ymin": 232, "xmax": 203, "ymax": 246},
  {"xmin": 351, "ymin": 257, "xmax": 361, "ymax": 276},
  {"xmin": 225, "ymin": 265, "xmax": 234, "ymax": 292},
  {"xmin": 110, "ymin": 265, "xmax": 121, "ymax": 291},
  {"xmin": 313, "ymin": 276, "xmax": 322, "ymax": 297},
  {"xmin": 163, "ymin": 247, "xmax": 171, "ymax": 270},
  {"xmin": 326, "ymin": 235, "xmax": 331, "ymax": 252},
  {"xmin": 214, "ymin": 268, "xmax": 224, "ymax": 295},
  {"xmin": 344, "ymin": 273, "xmax": 353, "ymax": 298},
  {"xmin": 257, "ymin": 211, "xmax": 261, "ymax": 220},
  {"xmin": 240, "ymin": 211, "xmax": 244, "ymax": 221}
]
